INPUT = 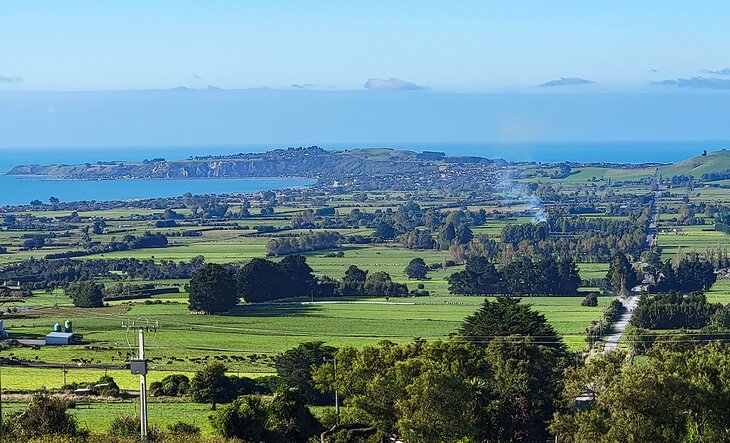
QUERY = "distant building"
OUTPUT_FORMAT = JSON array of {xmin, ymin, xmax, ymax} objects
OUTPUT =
[
  {"xmin": 0, "ymin": 281, "xmax": 22, "ymax": 291},
  {"xmin": 45, "ymin": 332, "xmax": 82, "ymax": 345}
]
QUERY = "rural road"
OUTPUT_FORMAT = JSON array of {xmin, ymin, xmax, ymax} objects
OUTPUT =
[
  {"xmin": 603, "ymin": 189, "xmax": 658, "ymax": 352},
  {"xmin": 602, "ymin": 295, "xmax": 638, "ymax": 352}
]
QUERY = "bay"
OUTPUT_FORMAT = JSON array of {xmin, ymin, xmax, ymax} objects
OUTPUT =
[{"xmin": 0, "ymin": 176, "xmax": 315, "ymax": 206}]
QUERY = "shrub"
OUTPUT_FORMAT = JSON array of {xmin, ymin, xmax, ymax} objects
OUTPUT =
[
  {"xmin": 210, "ymin": 395, "xmax": 268, "ymax": 441},
  {"xmin": 581, "ymin": 293, "xmax": 599, "ymax": 307},
  {"xmin": 150, "ymin": 374, "xmax": 190, "ymax": 397},
  {"xmin": 108, "ymin": 416, "xmax": 159, "ymax": 441},
  {"xmin": 165, "ymin": 421, "xmax": 201, "ymax": 436},
  {"xmin": 4, "ymin": 393, "xmax": 84, "ymax": 440}
]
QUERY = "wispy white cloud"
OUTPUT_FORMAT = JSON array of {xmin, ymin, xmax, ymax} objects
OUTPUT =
[{"xmin": 703, "ymin": 68, "xmax": 730, "ymax": 76}]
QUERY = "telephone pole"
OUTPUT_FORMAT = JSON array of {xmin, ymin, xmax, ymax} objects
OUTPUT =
[
  {"xmin": 1, "ymin": 355, "xmax": 4, "ymax": 440},
  {"xmin": 137, "ymin": 328, "xmax": 149, "ymax": 442},
  {"xmin": 125, "ymin": 319, "xmax": 155, "ymax": 443}
]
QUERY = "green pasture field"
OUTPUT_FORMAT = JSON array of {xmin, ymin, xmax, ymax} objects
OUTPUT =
[
  {"xmin": 656, "ymin": 224, "xmax": 728, "ymax": 260},
  {"xmin": 706, "ymin": 278, "xmax": 730, "ymax": 304},
  {"xmin": 2, "ymin": 399, "xmax": 217, "ymax": 433},
  {"xmin": 0, "ymin": 366, "xmax": 197, "ymax": 391},
  {"xmin": 516, "ymin": 166, "xmax": 656, "ymax": 184},
  {"xmin": 2, "ymin": 293, "xmax": 608, "ymax": 390}
]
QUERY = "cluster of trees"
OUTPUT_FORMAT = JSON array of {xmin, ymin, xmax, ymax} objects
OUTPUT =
[
  {"xmin": 630, "ymin": 292, "xmax": 730, "ymax": 330},
  {"xmin": 552, "ymin": 344, "xmax": 730, "ymax": 441},
  {"xmin": 188, "ymin": 258, "xmax": 410, "ymax": 313},
  {"xmin": 717, "ymin": 221, "xmax": 730, "ymax": 235},
  {"xmin": 176, "ymin": 298, "xmax": 567, "ymax": 442},
  {"xmin": 312, "ymin": 298, "xmax": 568, "ymax": 442},
  {"xmin": 21, "ymin": 235, "xmax": 46, "ymax": 250},
  {"xmin": 237, "ymin": 256, "xmax": 320, "ymax": 303},
  {"xmin": 334, "ymin": 265, "xmax": 408, "ymax": 297},
  {"xmin": 501, "ymin": 221, "xmax": 549, "ymax": 245},
  {"xmin": 647, "ymin": 257, "xmax": 717, "ymax": 293},
  {"xmin": 396, "ymin": 215, "xmax": 477, "ymax": 251},
  {"xmin": 448, "ymin": 256, "xmax": 581, "ymax": 296},
  {"xmin": 67, "ymin": 281, "xmax": 104, "ymax": 308},
  {"xmin": 44, "ymin": 231, "xmax": 170, "ymax": 259},
  {"xmin": 499, "ymin": 218, "xmax": 648, "ymax": 263},
  {"xmin": 266, "ymin": 231, "xmax": 343, "ymax": 256},
  {"xmin": 0, "ymin": 256, "xmax": 206, "ymax": 289},
  {"xmin": 210, "ymin": 388, "xmax": 322, "ymax": 442},
  {"xmin": 701, "ymin": 168, "xmax": 730, "ymax": 181},
  {"xmin": 337, "ymin": 203, "xmax": 487, "ymax": 236},
  {"xmin": 549, "ymin": 216, "xmax": 641, "ymax": 236}
]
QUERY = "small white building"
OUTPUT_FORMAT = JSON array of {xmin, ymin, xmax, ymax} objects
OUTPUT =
[{"xmin": 45, "ymin": 332, "xmax": 80, "ymax": 345}]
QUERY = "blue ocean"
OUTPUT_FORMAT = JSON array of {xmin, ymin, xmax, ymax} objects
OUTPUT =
[{"xmin": 0, "ymin": 140, "xmax": 726, "ymax": 206}]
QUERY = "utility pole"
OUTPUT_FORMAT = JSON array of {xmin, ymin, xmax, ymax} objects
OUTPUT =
[
  {"xmin": 1, "ymin": 354, "xmax": 3, "ymax": 440},
  {"xmin": 324, "ymin": 357, "xmax": 339, "ymax": 424},
  {"xmin": 137, "ymin": 328, "xmax": 149, "ymax": 443},
  {"xmin": 125, "ymin": 319, "xmax": 156, "ymax": 443},
  {"xmin": 63, "ymin": 365, "xmax": 67, "ymax": 388}
]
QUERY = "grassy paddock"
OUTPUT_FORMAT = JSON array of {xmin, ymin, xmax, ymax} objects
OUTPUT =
[{"xmin": 2, "ymin": 399, "xmax": 216, "ymax": 433}]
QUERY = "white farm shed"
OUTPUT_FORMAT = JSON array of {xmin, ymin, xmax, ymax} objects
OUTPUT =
[{"xmin": 45, "ymin": 332, "xmax": 79, "ymax": 345}]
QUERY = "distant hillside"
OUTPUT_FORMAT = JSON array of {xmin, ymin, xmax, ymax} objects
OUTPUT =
[
  {"xmin": 6, "ymin": 146, "xmax": 505, "ymax": 180},
  {"xmin": 658, "ymin": 149, "xmax": 730, "ymax": 178}
]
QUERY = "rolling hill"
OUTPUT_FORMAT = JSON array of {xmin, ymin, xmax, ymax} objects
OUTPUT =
[{"xmin": 658, "ymin": 149, "xmax": 730, "ymax": 178}]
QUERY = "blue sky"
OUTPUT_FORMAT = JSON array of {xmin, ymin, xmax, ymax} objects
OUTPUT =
[{"xmin": 3, "ymin": 1, "xmax": 730, "ymax": 91}]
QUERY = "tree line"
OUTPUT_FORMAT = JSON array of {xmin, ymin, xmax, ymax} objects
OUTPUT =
[
  {"xmin": 0, "ymin": 256, "xmax": 206, "ymax": 289},
  {"xmin": 630, "ymin": 292, "xmax": 730, "ymax": 330},
  {"xmin": 448, "ymin": 256, "xmax": 582, "ymax": 296},
  {"xmin": 187, "ymin": 256, "xmax": 409, "ymax": 313},
  {"xmin": 266, "ymin": 231, "xmax": 343, "ymax": 256}
]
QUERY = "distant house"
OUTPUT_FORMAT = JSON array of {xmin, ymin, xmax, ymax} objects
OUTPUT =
[
  {"xmin": 0, "ymin": 281, "xmax": 22, "ymax": 291},
  {"xmin": 45, "ymin": 332, "xmax": 82, "ymax": 345}
]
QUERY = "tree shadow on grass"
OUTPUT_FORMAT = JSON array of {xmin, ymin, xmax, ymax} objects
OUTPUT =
[{"xmin": 226, "ymin": 302, "xmax": 323, "ymax": 318}]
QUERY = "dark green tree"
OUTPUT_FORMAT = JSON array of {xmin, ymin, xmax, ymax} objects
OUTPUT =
[
  {"xmin": 448, "ymin": 256, "xmax": 502, "ymax": 295},
  {"xmin": 556, "ymin": 257, "xmax": 582, "ymax": 295},
  {"xmin": 190, "ymin": 362, "xmax": 235, "ymax": 409},
  {"xmin": 438, "ymin": 222, "xmax": 457, "ymax": 248},
  {"xmin": 67, "ymin": 281, "xmax": 104, "ymax": 308},
  {"xmin": 210, "ymin": 395, "xmax": 268, "ymax": 440},
  {"xmin": 404, "ymin": 257, "xmax": 428, "ymax": 280},
  {"xmin": 339, "ymin": 265, "xmax": 368, "ymax": 295},
  {"xmin": 372, "ymin": 222, "xmax": 397, "ymax": 241},
  {"xmin": 458, "ymin": 297, "xmax": 566, "ymax": 351},
  {"xmin": 363, "ymin": 271, "xmax": 408, "ymax": 297},
  {"xmin": 605, "ymin": 252, "xmax": 638, "ymax": 295},
  {"xmin": 274, "ymin": 341, "xmax": 336, "ymax": 405},
  {"xmin": 188, "ymin": 263, "xmax": 238, "ymax": 313},
  {"xmin": 456, "ymin": 225, "xmax": 474, "ymax": 245},
  {"xmin": 149, "ymin": 374, "xmax": 190, "ymax": 397},
  {"xmin": 277, "ymin": 255, "xmax": 317, "ymax": 297},
  {"xmin": 267, "ymin": 387, "xmax": 323, "ymax": 442}
]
